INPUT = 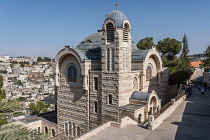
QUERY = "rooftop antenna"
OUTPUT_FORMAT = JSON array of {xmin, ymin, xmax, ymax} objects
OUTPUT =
[{"xmin": 115, "ymin": 2, "xmax": 119, "ymax": 10}]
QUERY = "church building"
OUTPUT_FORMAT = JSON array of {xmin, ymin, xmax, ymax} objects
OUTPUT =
[{"xmin": 49, "ymin": 5, "xmax": 169, "ymax": 138}]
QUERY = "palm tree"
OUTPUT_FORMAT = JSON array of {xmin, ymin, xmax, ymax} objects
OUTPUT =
[
  {"xmin": 0, "ymin": 124, "xmax": 48, "ymax": 140},
  {"xmin": 0, "ymin": 100, "xmax": 48, "ymax": 140}
]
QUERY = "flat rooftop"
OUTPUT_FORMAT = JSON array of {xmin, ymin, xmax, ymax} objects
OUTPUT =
[{"xmin": 119, "ymin": 104, "xmax": 144, "ymax": 111}]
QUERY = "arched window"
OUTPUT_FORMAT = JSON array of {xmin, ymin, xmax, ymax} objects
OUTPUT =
[
  {"xmin": 45, "ymin": 126, "xmax": 48, "ymax": 134},
  {"xmin": 106, "ymin": 23, "xmax": 114, "ymax": 43},
  {"xmin": 146, "ymin": 66, "xmax": 152, "ymax": 81},
  {"xmin": 67, "ymin": 65, "xmax": 77, "ymax": 82},
  {"xmin": 123, "ymin": 24, "xmax": 129, "ymax": 42},
  {"xmin": 52, "ymin": 129, "xmax": 55, "ymax": 137}
]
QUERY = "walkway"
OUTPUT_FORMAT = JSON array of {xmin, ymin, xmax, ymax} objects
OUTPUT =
[{"xmin": 87, "ymin": 87, "xmax": 210, "ymax": 140}]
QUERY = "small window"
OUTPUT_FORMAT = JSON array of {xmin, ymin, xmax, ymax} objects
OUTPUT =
[
  {"xmin": 45, "ymin": 126, "xmax": 48, "ymax": 134},
  {"xmin": 107, "ymin": 23, "xmax": 114, "ymax": 43},
  {"xmin": 67, "ymin": 65, "xmax": 77, "ymax": 82},
  {"xmin": 94, "ymin": 77, "xmax": 98, "ymax": 90},
  {"xmin": 52, "ymin": 129, "xmax": 55, "ymax": 137},
  {"xmin": 94, "ymin": 101, "xmax": 98, "ymax": 113},
  {"xmin": 108, "ymin": 95, "xmax": 113, "ymax": 105}
]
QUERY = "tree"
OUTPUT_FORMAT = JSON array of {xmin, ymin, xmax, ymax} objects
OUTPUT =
[
  {"xmin": 0, "ymin": 75, "xmax": 5, "ymax": 100},
  {"xmin": 136, "ymin": 37, "xmax": 155, "ymax": 50},
  {"xmin": 180, "ymin": 34, "xmax": 191, "ymax": 70},
  {"xmin": 0, "ymin": 124, "xmax": 48, "ymax": 140},
  {"xmin": 169, "ymin": 70, "xmax": 190, "ymax": 85},
  {"xmin": 0, "ymin": 70, "xmax": 7, "ymax": 74},
  {"xmin": 203, "ymin": 44, "xmax": 210, "ymax": 71},
  {"xmin": 20, "ymin": 62, "xmax": 24, "ymax": 67},
  {"xmin": 43, "ymin": 57, "xmax": 51, "ymax": 62},
  {"xmin": 157, "ymin": 38, "xmax": 182, "ymax": 61},
  {"xmin": 0, "ymin": 101, "xmax": 48, "ymax": 139},
  {"xmin": 37, "ymin": 57, "xmax": 42, "ymax": 62},
  {"xmin": 16, "ymin": 80, "xmax": 23, "ymax": 86},
  {"xmin": 29, "ymin": 101, "xmax": 49, "ymax": 115},
  {"xmin": 181, "ymin": 34, "xmax": 189, "ymax": 58}
]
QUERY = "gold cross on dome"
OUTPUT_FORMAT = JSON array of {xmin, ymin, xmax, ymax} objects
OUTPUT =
[{"xmin": 115, "ymin": 2, "xmax": 119, "ymax": 10}]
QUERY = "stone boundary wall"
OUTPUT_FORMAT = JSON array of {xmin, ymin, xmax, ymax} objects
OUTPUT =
[
  {"xmin": 203, "ymin": 72, "xmax": 210, "ymax": 86},
  {"xmin": 76, "ymin": 121, "xmax": 120, "ymax": 140},
  {"xmin": 148, "ymin": 94, "xmax": 186, "ymax": 131}
]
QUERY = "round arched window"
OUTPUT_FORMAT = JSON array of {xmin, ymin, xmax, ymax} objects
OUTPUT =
[{"xmin": 67, "ymin": 65, "xmax": 77, "ymax": 82}]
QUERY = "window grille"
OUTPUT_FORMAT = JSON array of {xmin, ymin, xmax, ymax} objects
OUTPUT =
[
  {"xmin": 106, "ymin": 48, "xmax": 114, "ymax": 71},
  {"xmin": 107, "ymin": 23, "xmax": 114, "ymax": 43},
  {"xmin": 123, "ymin": 24, "xmax": 129, "ymax": 42}
]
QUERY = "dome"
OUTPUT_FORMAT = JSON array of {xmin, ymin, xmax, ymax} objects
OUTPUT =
[
  {"xmin": 104, "ymin": 10, "xmax": 128, "ymax": 28},
  {"xmin": 76, "ymin": 32, "xmax": 102, "ymax": 50}
]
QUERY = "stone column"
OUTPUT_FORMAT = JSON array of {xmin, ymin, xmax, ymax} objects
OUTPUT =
[
  {"xmin": 148, "ymin": 115, "xmax": 154, "ymax": 131},
  {"xmin": 71, "ymin": 123, "xmax": 73, "ymax": 136},
  {"xmin": 171, "ymin": 99, "xmax": 176, "ymax": 110},
  {"xmin": 75, "ymin": 125, "xmax": 77, "ymax": 138}
]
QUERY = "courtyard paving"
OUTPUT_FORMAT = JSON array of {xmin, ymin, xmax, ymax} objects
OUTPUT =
[{"xmin": 87, "ymin": 87, "xmax": 210, "ymax": 140}]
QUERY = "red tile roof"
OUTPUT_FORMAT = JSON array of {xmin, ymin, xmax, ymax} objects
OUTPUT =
[{"xmin": 190, "ymin": 61, "xmax": 204, "ymax": 68}]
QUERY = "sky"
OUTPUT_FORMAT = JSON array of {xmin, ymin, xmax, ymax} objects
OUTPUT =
[{"xmin": 0, "ymin": 0, "xmax": 210, "ymax": 58}]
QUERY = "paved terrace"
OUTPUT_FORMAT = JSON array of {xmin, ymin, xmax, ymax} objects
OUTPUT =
[{"xmin": 87, "ymin": 87, "xmax": 210, "ymax": 140}]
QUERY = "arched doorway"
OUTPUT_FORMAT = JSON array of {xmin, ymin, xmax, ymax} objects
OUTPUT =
[{"xmin": 149, "ymin": 96, "xmax": 157, "ymax": 115}]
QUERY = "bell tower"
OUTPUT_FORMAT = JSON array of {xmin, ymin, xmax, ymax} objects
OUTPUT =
[{"xmin": 101, "ymin": 5, "xmax": 133, "ymax": 122}]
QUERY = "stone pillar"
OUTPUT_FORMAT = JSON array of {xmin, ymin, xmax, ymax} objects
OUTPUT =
[
  {"xmin": 75, "ymin": 125, "xmax": 77, "ymax": 138},
  {"xmin": 171, "ymin": 99, "xmax": 176, "ymax": 110},
  {"xmin": 71, "ymin": 123, "xmax": 73, "ymax": 136},
  {"xmin": 148, "ymin": 115, "xmax": 154, "ymax": 131},
  {"xmin": 171, "ymin": 99, "xmax": 175, "ymax": 105}
]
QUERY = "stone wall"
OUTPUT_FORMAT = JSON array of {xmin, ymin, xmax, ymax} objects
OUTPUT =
[{"xmin": 203, "ymin": 72, "xmax": 210, "ymax": 86}]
